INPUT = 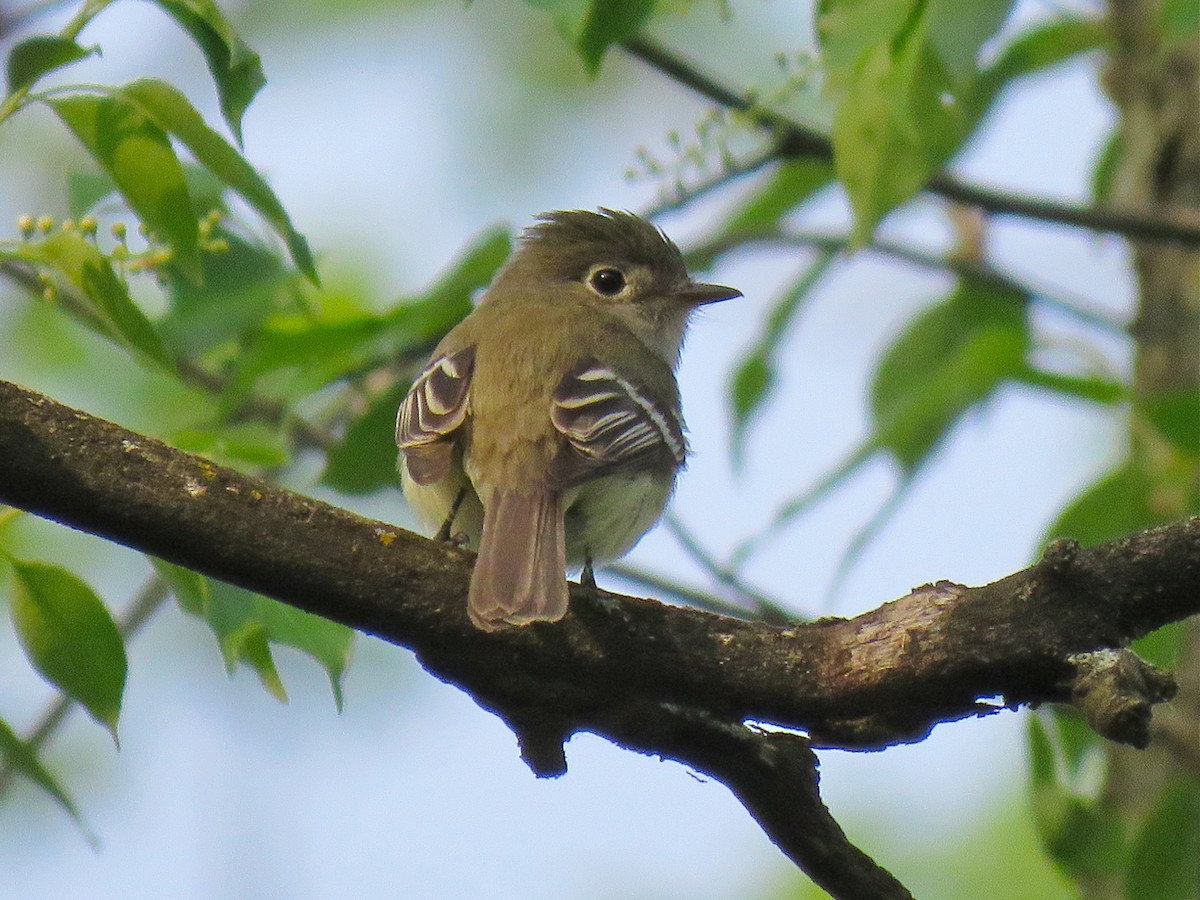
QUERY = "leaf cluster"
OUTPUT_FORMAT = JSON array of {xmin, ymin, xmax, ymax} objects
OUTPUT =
[{"xmin": 0, "ymin": 0, "xmax": 511, "ymax": 832}]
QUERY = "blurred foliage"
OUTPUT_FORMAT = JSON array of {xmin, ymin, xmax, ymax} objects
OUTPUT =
[
  {"xmin": 0, "ymin": 0, "xmax": 509, "ymax": 822},
  {"xmin": 528, "ymin": 0, "xmax": 656, "ymax": 74},
  {"xmin": 817, "ymin": 0, "xmax": 1106, "ymax": 242},
  {"xmin": 0, "ymin": 0, "xmax": 1196, "ymax": 897}
]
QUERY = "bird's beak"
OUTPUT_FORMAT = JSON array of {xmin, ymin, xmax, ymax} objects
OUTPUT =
[{"xmin": 671, "ymin": 281, "xmax": 743, "ymax": 306}]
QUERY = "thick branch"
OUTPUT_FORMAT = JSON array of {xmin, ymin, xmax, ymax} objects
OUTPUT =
[
  {"xmin": 600, "ymin": 704, "xmax": 914, "ymax": 899},
  {"xmin": 0, "ymin": 380, "xmax": 1194, "ymax": 742},
  {"xmin": 0, "ymin": 380, "xmax": 1196, "ymax": 894},
  {"xmin": 622, "ymin": 37, "xmax": 1200, "ymax": 248}
]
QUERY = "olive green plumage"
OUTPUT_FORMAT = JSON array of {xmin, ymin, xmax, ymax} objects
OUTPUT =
[{"xmin": 397, "ymin": 208, "xmax": 739, "ymax": 631}]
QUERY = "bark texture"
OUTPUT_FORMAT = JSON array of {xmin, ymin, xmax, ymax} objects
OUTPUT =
[{"xmin": 0, "ymin": 378, "xmax": 1197, "ymax": 898}]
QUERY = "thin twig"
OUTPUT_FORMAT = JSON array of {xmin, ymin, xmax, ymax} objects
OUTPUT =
[
  {"xmin": 692, "ymin": 228, "xmax": 1128, "ymax": 334},
  {"xmin": 927, "ymin": 172, "xmax": 1200, "ymax": 247},
  {"xmin": 869, "ymin": 234, "xmax": 1127, "ymax": 332},
  {"xmin": 663, "ymin": 515, "xmax": 795, "ymax": 624},
  {"xmin": 0, "ymin": 260, "xmax": 336, "ymax": 451},
  {"xmin": 621, "ymin": 36, "xmax": 1200, "ymax": 248},
  {"xmin": 641, "ymin": 146, "xmax": 780, "ymax": 221},
  {"xmin": 622, "ymin": 37, "xmax": 832, "ymax": 160},
  {"xmin": 606, "ymin": 562, "xmax": 798, "ymax": 623},
  {"xmin": 1, "ymin": 259, "xmax": 108, "ymax": 333}
]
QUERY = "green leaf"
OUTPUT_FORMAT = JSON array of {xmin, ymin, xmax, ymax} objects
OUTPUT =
[
  {"xmin": 147, "ymin": 0, "xmax": 266, "ymax": 143},
  {"xmin": 1162, "ymin": 0, "xmax": 1200, "ymax": 40},
  {"xmin": 8, "ymin": 561, "xmax": 127, "ymax": 741},
  {"xmin": 231, "ymin": 624, "xmax": 288, "ymax": 703},
  {"xmin": 830, "ymin": 18, "xmax": 969, "ymax": 243},
  {"xmin": 1027, "ymin": 711, "xmax": 1057, "ymax": 788},
  {"xmin": 66, "ymin": 170, "xmax": 119, "ymax": 218},
  {"xmin": 820, "ymin": 6, "xmax": 1104, "ymax": 241},
  {"xmin": 228, "ymin": 227, "xmax": 507, "ymax": 402},
  {"xmin": 177, "ymin": 162, "xmax": 228, "ymax": 214},
  {"xmin": 729, "ymin": 351, "xmax": 773, "ymax": 455},
  {"xmin": 181, "ymin": 578, "xmax": 353, "ymax": 709},
  {"xmin": 1132, "ymin": 621, "xmax": 1185, "ymax": 670},
  {"xmin": 731, "ymin": 160, "xmax": 835, "ymax": 230},
  {"xmin": 227, "ymin": 309, "xmax": 394, "ymax": 404},
  {"xmin": 17, "ymin": 231, "xmax": 175, "ymax": 371},
  {"xmin": 1043, "ymin": 463, "xmax": 1161, "ymax": 548},
  {"xmin": 1042, "ymin": 707, "xmax": 1104, "ymax": 785},
  {"xmin": 159, "ymin": 230, "xmax": 293, "ymax": 355},
  {"xmin": 968, "ymin": 17, "xmax": 1108, "ymax": 121},
  {"xmin": 6, "ymin": 35, "xmax": 98, "ymax": 95},
  {"xmin": 876, "ymin": 322, "xmax": 1027, "ymax": 470},
  {"xmin": 150, "ymin": 557, "xmax": 209, "ymax": 617},
  {"xmin": 815, "ymin": 0, "xmax": 913, "ymax": 95},
  {"xmin": 1143, "ymin": 389, "xmax": 1200, "ymax": 455},
  {"xmin": 67, "ymin": 162, "xmax": 225, "ymax": 219},
  {"xmin": 0, "ymin": 717, "xmax": 94, "ymax": 845},
  {"xmin": 576, "ymin": 0, "xmax": 655, "ymax": 75},
  {"xmin": 120, "ymin": 78, "xmax": 317, "ymax": 283},
  {"xmin": 1125, "ymin": 779, "xmax": 1200, "ymax": 900},
  {"xmin": 1016, "ymin": 367, "xmax": 1125, "ymax": 405},
  {"xmin": 870, "ymin": 279, "xmax": 1029, "ymax": 470},
  {"xmin": 869, "ymin": 281, "xmax": 1018, "ymax": 419},
  {"xmin": 322, "ymin": 381, "xmax": 407, "ymax": 495},
  {"xmin": 47, "ymin": 92, "xmax": 202, "ymax": 282},
  {"xmin": 819, "ymin": 0, "xmax": 1011, "ymax": 242},
  {"xmin": 528, "ymin": 0, "xmax": 655, "ymax": 74},
  {"xmin": 925, "ymin": 0, "xmax": 1017, "ymax": 85},
  {"xmin": 742, "ymin": 270, "xmax": 1034, "ymax": 572},
  {"xmin": 1028, "ymin": 714, "xmax": 1128, "ymax": 879}
]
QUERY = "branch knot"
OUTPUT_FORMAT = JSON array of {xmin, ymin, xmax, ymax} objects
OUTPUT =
[{"xmin": 1068, "ymin": 649, "xmax": 1178, "ymax": 749}]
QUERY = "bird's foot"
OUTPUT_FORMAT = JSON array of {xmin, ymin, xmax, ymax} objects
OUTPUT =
[{"xmin": 435, "ymin": 488, "xmax": 468, "ymax": 542}]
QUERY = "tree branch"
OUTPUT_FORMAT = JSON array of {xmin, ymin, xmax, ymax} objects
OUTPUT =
[
  {"xmin": 621, "ymin": 36, "xmax": 1200, "ymax": 248},
  {"xmin": 640, "ymin": 146, "xmax": 780, "ymax": 220},
  {"xmin": 1, "ymin": 379, "xmax": 1196, "ymax": 896},
  {"xmin": 689, "ymin": 228, "xmax": 1128, "ymax": 334}
]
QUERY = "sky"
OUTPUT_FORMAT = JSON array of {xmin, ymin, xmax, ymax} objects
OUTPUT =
[{"xmin": 0, "ymin": 1, "xmax": 1131, "ymax": 897}]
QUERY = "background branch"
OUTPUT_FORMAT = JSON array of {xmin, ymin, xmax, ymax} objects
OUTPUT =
[
  {"xmin": 690, "ymin": 229, "xmax": 1128, "ymax": 334},
  {"xmin": 622, "ymin": 36, "xmax": 1200, "ymax": 248}
]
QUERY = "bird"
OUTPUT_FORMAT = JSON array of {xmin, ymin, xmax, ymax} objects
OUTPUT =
[{"xmin": 396, "ymin": 208, "xmax": 740, "ymax": 631}]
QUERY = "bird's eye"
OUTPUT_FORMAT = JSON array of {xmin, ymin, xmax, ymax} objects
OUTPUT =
[{"xmin": 588, "ymin": 267, "xmax": 626, "ymax": 297}]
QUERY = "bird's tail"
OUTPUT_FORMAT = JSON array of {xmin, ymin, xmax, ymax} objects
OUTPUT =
[{"xmin": 468, "ymin": 489, "xmax": 568, "ymax": 631}]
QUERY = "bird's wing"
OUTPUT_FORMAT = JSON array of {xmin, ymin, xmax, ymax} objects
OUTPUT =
[
  {"xmin": 396, "ymin": 346, "xmax": 475, "ymax": 485},
  {"xmin": 549, "ymin": 357, "xmax": 686, "ymax": 488}
]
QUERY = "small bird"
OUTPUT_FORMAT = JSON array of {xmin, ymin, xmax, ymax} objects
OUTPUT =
[{"xmin": 396, "ymin": 209, "xmax": 740, "ymax": 631}]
